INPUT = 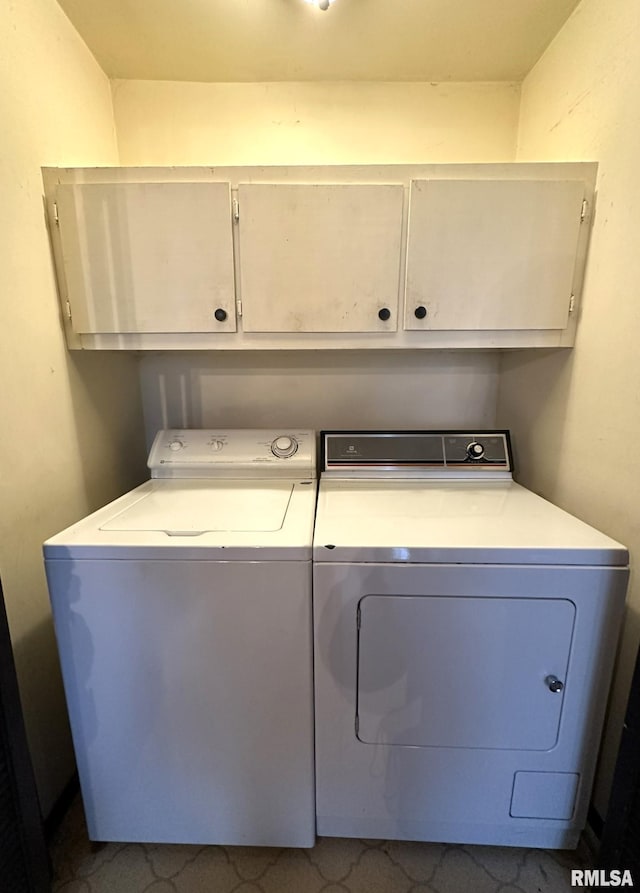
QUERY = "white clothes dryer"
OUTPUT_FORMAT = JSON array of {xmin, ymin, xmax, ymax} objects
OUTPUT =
[
  {"xmin": 313, "ymin": 430, "xmax": 628, "ymax": 849},
  {"xmin": 45, "ymin": 429, "xmax": 316, "ymax": 847}
]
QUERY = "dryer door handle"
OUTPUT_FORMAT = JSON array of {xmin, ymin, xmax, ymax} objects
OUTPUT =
[{"xmin": 545, "ymin": 675, "xmax": 564, "ymax": 693}]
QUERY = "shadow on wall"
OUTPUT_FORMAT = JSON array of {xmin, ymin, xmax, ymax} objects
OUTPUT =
[
  {"xmin": 10, "ymin": 613, "xmax": 76, "ymax": 813},
  {"xmin": 597, "ymin": 599, "xmax": 640, "ymax": 817},
  {"xmin": 496, "ymin": 347, "xmax": 575, "ymax": 496},
  {"xmin": 66, "ymin": 350, "xmax": 148, "ymax": 507}
]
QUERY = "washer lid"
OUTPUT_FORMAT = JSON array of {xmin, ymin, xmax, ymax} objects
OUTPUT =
[
  {"xmin": 44, "ymin": 478, "xmax": 317, "ymax": 560},
  {"xmin": 100, "ymin": 480, "xmax": 293, "ymax": 535}
]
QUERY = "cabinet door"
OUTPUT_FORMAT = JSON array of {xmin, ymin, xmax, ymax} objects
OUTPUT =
[
  {"xmin": 56, "ymin": 182, "xmax": 236, "ymax": 334},
  {"xmin": 357, "ymin": 595, "xmax": 575, "ymax": 751},
  {"xmin": 238, "ymin": 184, "xmax": 403, "ymax": 333},
  {"xmin": 404, "ymin": 179, "xmax": 585, "ymax": 331}
]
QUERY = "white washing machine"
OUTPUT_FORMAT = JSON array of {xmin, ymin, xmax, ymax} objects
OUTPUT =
[
  {"xmin": 313, "ymin": 430, "xmax": 628, "ymax": 849},
  {"xmin": 44, "ymin": 429, "xmax": 316, "ymax": 847}
]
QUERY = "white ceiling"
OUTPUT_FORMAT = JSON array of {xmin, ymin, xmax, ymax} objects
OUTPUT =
[{"xmin": 56, "ymin": 0, "xmax": 582, "ymax": 84}]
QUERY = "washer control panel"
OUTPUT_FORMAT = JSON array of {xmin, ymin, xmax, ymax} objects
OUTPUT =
[
  {"xmin": 271, "ymin": 435, "xmax": 298, "ymax": 458},
  {"xmin": 149, "ymin": 429, "xmax": 315, "ymax": 479}
]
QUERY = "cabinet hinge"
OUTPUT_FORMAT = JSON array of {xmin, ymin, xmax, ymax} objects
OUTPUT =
[
  {"xmin": 53, "ymin": 202, "xmax": 59, "ymax": 225},
  {"xmin": 233, "ymin": 198, "xmax": 239, "ymax": 222},
  {"xmin": 580, "ymin": 199, "xmax": 588, "ymax": 222},
  {"xmin": 236, "ymin": 298, "xmax": 242, "ymax": 318},
  {"xmin": 569, "ymin": 294, "xmax": 576, "ymax": 314},
  {"xmin": 65, "ymin": 300, "xmax": 72, "ymax": 321}
]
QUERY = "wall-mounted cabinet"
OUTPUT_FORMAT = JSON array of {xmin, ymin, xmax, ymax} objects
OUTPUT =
[
  {"xmin": 238, "ymin": 184, "xmax": 403, "ymax": 334},
  {"xmin": 55, "ymin": 182, "xmax": 236, "ymax": 335},
  {"xmin": 404, "ymin": 179, "xmax": 586, "ymax": 333},
  {"xmin": 42, "ymin": 163, "xmax": 596, "ymax": 350}
]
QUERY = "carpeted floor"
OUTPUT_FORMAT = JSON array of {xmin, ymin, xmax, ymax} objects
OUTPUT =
[{"xmin": 50, "ymin": 796, "xmax": 592, "ymax": 892}]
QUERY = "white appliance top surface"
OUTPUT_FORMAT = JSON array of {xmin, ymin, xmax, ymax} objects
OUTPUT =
[
  {"xmin": 45, "ymin": 428, "xmax": 317, "ymax": 560},
  {"xmin": 101, "ymin": 480, "xmax": 293, "ymax": 534},
  {"xmin": 313, "ymin": 479, "xmax": 628, "ymax": 566},
  {"xmin": 45, "ymin": 478, "xmax": 317, "ymax": 561}
]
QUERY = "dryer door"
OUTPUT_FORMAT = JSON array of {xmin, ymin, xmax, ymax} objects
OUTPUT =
[{"xmin": 356, "ymin": 595, "xmax": 575, "ymax": 751}]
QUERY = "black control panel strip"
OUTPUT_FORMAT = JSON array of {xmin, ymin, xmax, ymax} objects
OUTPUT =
[{"xmin": 321, "ymin": 430, "xmax": 512, "ymax": 474}]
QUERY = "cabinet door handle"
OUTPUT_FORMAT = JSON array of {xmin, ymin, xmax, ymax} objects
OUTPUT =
[
  {"xmin": 545, "ymin": 675, "xmax": 564, "ymax": 693},
  {"xmin": 378, "ymin": 308, "xmax": 391, "ymax": 321},
  {"xmin": 214, "ymin": 308, "xmax": 228, "ymax": 322},
  {"xmin": 415, "ymin": 305, "xmax": 428, "ymax": 320}
]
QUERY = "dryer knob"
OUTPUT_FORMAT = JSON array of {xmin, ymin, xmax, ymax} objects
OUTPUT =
[
  {"xmin": 169, "ymin": 440, "xmax": 184, "ymax": 452},
  {"xmin": 271, "ymin": 436, "xmax": 298, "ymax": 458},
  {"xmin": 466, "ymin": 441, "xmax": 485, "ymax": 459}
]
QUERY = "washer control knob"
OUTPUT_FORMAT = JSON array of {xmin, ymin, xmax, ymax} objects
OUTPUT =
[
  {"xmin": 467, "ymin": 441, "xmax": 485, "ymax": 460},
  {"xmin": 169, "ymin": 440, "xmax": 184, "ymax": 452},
  {"xmin": 271, "ymin": 435, "xmax": 298, "ymax": 458},
  {"xmin": 210, "ymin": 440, "xmax": 224, "ymax": 452},
  {"xmin": 546, "ymin": 675, "xmax": 564, "ymax": 693}
]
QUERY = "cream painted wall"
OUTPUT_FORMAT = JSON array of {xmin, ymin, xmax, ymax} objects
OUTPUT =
[
  {"xmin": 112, "ymin": 80, "xmax": 520, "ymax": 165},
  {"xmin": 497, "ymin": 0, "xmax": 640, "ymax": 816},
  {"xmin": 0, "ymin": 1, "xmax": 147, "ymax": 815},
  {"xmin": 140, "ymin": 351, "xmax": 499, "ymax": 448}
]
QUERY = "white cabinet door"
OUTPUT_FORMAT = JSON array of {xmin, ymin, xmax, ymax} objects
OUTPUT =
[
  {"xmin": 404, "ymin": 179, "xmax": 586, "ymax": 331},
  {"xmin": 238, "ymin": 184, "xmax": 404, "ymax": 333},
  {"xmin": 56, "ymin": 182, "xmax": 236, "ymax": 334},
  {"xmin": 357, "ymin": 595, "xmax": 575, "ymax": 751}
]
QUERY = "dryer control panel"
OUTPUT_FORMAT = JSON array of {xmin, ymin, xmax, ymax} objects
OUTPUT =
[
  {"xmin": 149, "ymin": 429, "xmax": 316, "ymax": 479},
  {"xmin": 322, "ymin": 430, "xmax": 512, "ymax": 477}
]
